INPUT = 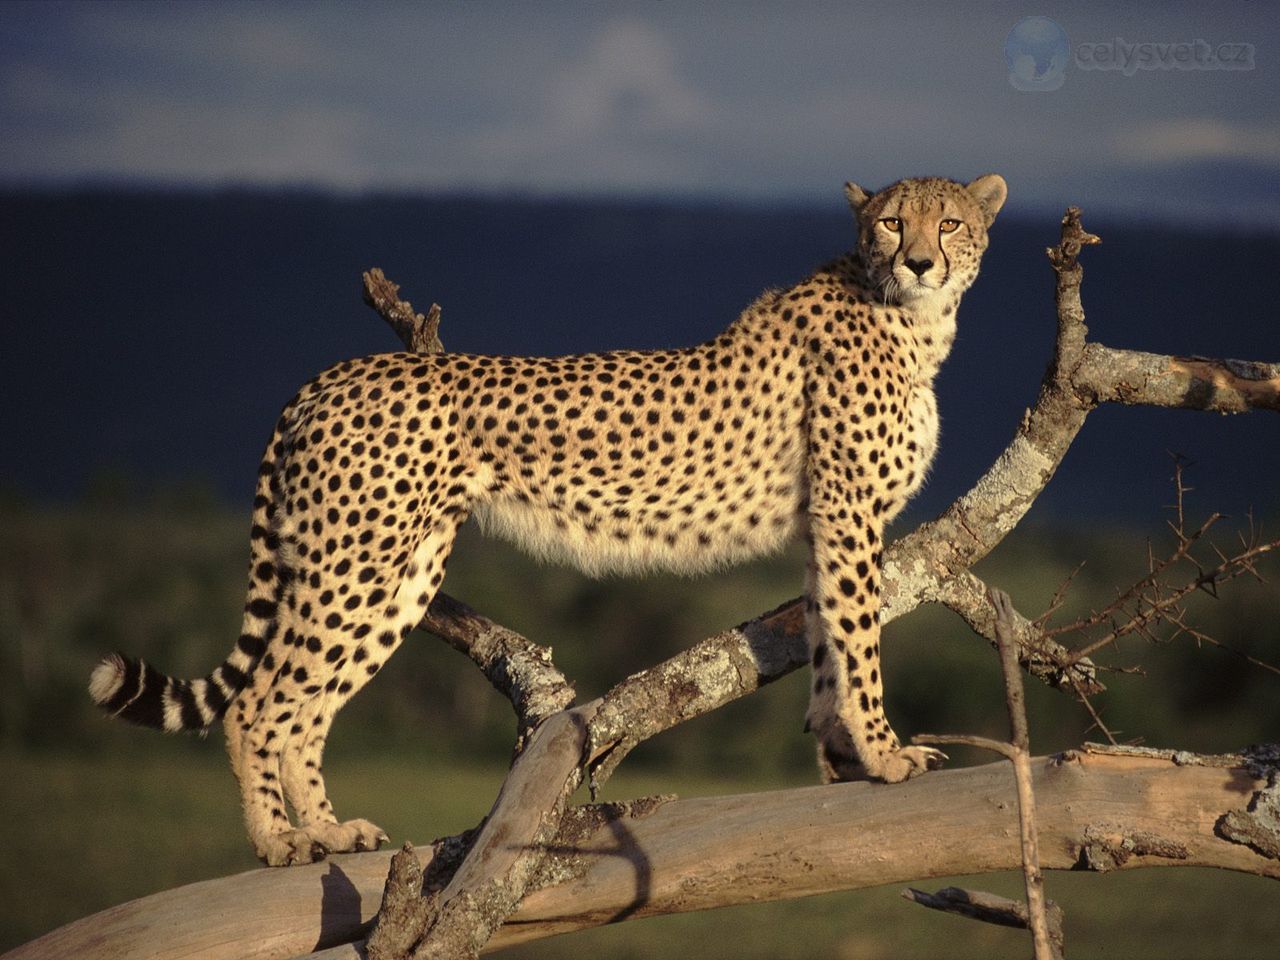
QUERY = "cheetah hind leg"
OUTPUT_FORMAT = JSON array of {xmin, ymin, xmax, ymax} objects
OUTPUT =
[
  {"xmin": 245, "ymin": 515, "xmax": 462, "ymax": 865},
  {"xmin": 277, "ymin": 694, "xmax": 389, "ymax": 857},
  {"xmin": 240, "ymin": 682, "xmax": 391, "ymax": 866},
  {"xmin": 238, "ymin": 638, "xmax": 405, "ymax": 865},
  {"xmin": 229, "ymin": 639, "xmax": 392, "ymax": 866}
]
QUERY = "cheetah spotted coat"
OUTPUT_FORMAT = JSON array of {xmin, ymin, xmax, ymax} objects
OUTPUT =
[{"xmin": 91, "ymin": 174, "xmax": 1007, "ymax": 865}]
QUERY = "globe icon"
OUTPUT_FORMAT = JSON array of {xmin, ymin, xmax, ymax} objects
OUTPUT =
[{"xmin": 1005, "ymin": 17, "xmax": 1069, "ymax": 91}]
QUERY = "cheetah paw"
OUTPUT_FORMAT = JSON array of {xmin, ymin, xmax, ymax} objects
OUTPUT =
[
  {"xmin": 256, "ymin": 819, "xmax": 389, "ymax": 867},
  {"xmin": 820, "ymin": 738, "xmax": 947, "ymax": 784},
  {"xmin": 877, "ymin": 744, "xmax": 947, "ymax": 783},
  {"xmin": 303, "ymin": 818, "xmax": 390, "ymax": 855},
  {"xmin": 256, "ymin": 828, "xmax": 329, "ymax": 867}
]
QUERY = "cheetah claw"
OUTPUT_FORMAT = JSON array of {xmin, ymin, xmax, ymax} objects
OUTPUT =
[
  {"xmin": 257, "ymin": 829, "xmax": 329, "ymax": 867},
  {"xmin": 876, "ymin": 744, "xmax": 948, "ymax": 783}
]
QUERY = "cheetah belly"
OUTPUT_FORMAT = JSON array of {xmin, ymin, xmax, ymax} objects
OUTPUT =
[{"xmin": 472, "ymin": 470, "xmax": 807, "ymax": 578}]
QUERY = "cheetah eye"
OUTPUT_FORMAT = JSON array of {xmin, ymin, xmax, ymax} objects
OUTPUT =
[
  {"xmin": 939, "ymin": 219, "xmax": 961, "ymax": 234},
  {"xmin": 879, "ymin": 218, "xmax": 901, "ymax": 233}
]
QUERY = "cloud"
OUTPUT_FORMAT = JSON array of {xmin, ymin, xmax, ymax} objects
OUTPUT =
[
  {"xmin": 546, "ymin": 19, "xmax": 711, "ymax": 135},
  {"xmin": 1113, "ymin": 118, "xmax": 1280, "ymax": 166},
  {"xmin": 1, "ymin": 1, "xmax": 1277, "ymax": 222}
]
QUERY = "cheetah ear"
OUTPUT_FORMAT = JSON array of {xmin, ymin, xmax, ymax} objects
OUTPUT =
[
  {"xmin": 965, "ymin": 174, "xmax": 1008, "ymax": 226},
  {"xmin": 844, "ymin": 181, "xmax": 872, "ymax": 213}
]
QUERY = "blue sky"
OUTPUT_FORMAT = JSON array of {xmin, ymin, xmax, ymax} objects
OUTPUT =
[{"xmin": 2, "ymin": 1, "xmax": 1277, "ymax": 223}]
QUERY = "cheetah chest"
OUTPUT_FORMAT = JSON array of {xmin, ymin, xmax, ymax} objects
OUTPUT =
[{"xmin": 902, "ymin": 382, "xmax": 940, "ymax": 503}]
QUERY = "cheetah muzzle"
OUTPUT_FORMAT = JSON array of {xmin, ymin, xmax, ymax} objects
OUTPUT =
[{"xmin": 90, "ymin": 174, "xmax": 1007, "ymax": 864}]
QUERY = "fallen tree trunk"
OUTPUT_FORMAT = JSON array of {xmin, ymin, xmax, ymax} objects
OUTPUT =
[{"xmin": 9, "ymin": 746, "xmax": 1276, "ymax": 960}]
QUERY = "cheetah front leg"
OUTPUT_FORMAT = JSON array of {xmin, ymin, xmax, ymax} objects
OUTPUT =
[{"xmin": 803, "ymin": 481, "xmax": 945, "ymax": 784}]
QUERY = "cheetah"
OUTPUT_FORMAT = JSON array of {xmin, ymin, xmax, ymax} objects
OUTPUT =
[{"xmin": 90, "ymin": 174, "xmax": 1007, "ymax": 866}]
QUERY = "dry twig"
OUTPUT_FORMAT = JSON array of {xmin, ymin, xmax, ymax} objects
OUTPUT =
[
  {"xmin": 914, "ymin": 588, "xmax": 1061, "ymax": 959},
  {"xmin": 901, "ymin": 887, "xmax": 1064, "ymax": 957}
]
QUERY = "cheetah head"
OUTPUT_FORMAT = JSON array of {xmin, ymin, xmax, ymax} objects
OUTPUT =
[{"xmin": 845, "ymin": 174, "xmax": 1007, "ymax": 308}]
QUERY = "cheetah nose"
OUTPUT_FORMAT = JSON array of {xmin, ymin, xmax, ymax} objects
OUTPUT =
[{"xmin": 904, "ymin": 257, "xmax": 934, "ymax": 277}]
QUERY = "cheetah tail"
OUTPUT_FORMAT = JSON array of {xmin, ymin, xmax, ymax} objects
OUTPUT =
[
  {"xmin": 89, "ymin": 410, "xmax": 290, "ymax": 733},
  {"xmin": 88, "ymin": 648, "xmax": 255, "ymax": 733}
]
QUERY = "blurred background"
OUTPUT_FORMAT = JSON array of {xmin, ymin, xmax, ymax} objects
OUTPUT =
[{"xmin": 1, "ymin": 2, "xmax": 1277, "ymax": 956}]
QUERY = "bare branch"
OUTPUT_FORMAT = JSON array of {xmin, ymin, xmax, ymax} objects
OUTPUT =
[
  {"xmin": 934, "ymin": 571, "xmax": 1101, "ymax": 694},
  {"xmin": 585, "ymin": 599, "xmax": 808, "ymax": 791},
  {"xmin": 1036, "ymin": 478, "xmax": 1280, "ymax": 673},
  {"xmin": 990, "ymin": 587, "xmax": 1056, "ymax": 960},
  {"xmin": 1073, "ymin": 348, "xmax": 1280, "ymax": 413},
  {"xmin": 1066, "ymin": 674, "xmax": 1120, "ymax": 746},
  {"xmin": 422, "ymin": 593, "xmax": 577, "ymax": 740},
  {"xmin": 363, "ymin": 268, "xmax": 444, "ymax": 354},
  {"xmin": 367, "ymin": 705, "xmax": 599, "ymax": 959},
  {"xmin": 361, "ymin": 273, "xmax": 577, "ymax": 738},
  {"xmin": 901, "ymin": 887, "xmax": 1064, "ymax": 958}
]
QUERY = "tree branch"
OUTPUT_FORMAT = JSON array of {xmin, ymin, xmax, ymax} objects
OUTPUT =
[
  {"xmin": 14, "ymin": 747, "xmax": 1276, "ymax": 960},
  {"xmin": 901, "ymin": 887, "xmax": 1065, "ymax": 957},
  {"xmin": 1073, "ymin": 347, "xmax": 1280, "ymax": 413},
  {"xmin": 421, "ymin": 593, "xmax": 576, "ymax": 743},
  {"xmin": 359, "ymin": 271, "xmax": 577, "ymax": 740},
  {"xmin": 362, "ymin": 268, "xmax": 443, "ymax": 354},
  {"xmin": 367, "ymin": 706, "xmax": 597, "ymax": 959}
]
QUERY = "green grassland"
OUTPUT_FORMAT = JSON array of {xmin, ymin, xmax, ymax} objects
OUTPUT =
[{"xmin": 1, "ymin": 495, "xmax": 1277, "ymax": 955}]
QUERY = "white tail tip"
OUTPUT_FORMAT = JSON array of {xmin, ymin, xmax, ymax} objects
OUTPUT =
[{"xmin": 88, "ymin": 654, "xmax": 127, "ymax": 706}]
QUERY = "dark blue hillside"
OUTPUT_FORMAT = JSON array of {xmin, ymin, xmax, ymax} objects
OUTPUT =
[{"xmin": 1, "ymin": 190, "xmax": 1276, "ymax": 525}]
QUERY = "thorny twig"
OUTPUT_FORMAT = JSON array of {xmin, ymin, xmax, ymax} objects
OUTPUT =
[
  {"xmin": 1065, "ymin": 671, "xmax": 1120, "ymax": 746},
  {"xmin": 1037, "ymin": 460, "xmax": 1278, "ymax": 675}
]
